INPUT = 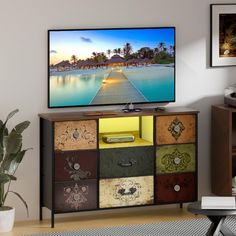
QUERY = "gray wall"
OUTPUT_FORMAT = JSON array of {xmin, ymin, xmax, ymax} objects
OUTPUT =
[{"xmin": 0, "ymin": 0, "xmax": 235, "ymax": 221}]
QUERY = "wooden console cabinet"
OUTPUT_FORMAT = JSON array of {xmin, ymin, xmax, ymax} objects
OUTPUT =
[
  {"xmin": 39, "ymin": 107, "xmax": 198, "ymax": 227},
  {"xmin": 211, "ymin": 105, "xmax": 236, "ymax": 196}
]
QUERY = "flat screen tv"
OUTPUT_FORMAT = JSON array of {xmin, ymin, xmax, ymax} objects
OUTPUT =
[{"xmin": 48, "ymin": 27, "xmax": 175, "ymax": 108}]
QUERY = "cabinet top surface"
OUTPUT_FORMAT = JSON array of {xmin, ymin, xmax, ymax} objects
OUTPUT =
[
  {"xmin": 39, "ymin": 107, "xmax": 199, "ymax": 121},
  {"xmin": 212, "ymin": 104, "xmax": 236, "ymax": 112}
]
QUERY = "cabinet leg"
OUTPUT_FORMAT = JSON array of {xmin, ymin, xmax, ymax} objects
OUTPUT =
[
  {"xmin": 39, "ymin": 206, "xmax": 42, "ymax": 221},
  {"xmin": 180, "ymin": 203, "xmax": 183, "ymax": 209},
  {"xmin": 51, "ymin": 211, "xmax": 54, "ymax": 228}
]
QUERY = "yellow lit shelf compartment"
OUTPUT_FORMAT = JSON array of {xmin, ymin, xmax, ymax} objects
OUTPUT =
[{"xmin": 99, "ymin": 116, "xmax": 153, "ymax": 149}]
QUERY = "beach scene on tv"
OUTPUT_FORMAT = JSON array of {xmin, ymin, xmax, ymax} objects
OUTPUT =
[{"xmin": 49, "ymin": 28, "xmax": 175, "ymax": 107}]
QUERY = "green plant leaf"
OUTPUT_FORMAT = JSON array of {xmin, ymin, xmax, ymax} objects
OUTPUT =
[
  {"xmin": 0, "ymin": 145, "xmax": 3, "ymax": 163},
  {"xmin": 0, "ymin": 174, "xmax": 11, "ymax": 185},
  {"xmin": 15, "ymin": 149, "xmax": 31, "ymax": 163},
  {"xmin": 1, "ymin": 153, "xmax": 17, "ymax": 172},
  {"xmin": 4, "ymin": 109, "xmax": 19, "ymax": 125},
  {"xmin": 0, "ymin": 173, "xmax": 16, "ymax": 185},
  {"xmin": 7, "ymin": 191, "xmax": 28, "ymax": 217},
  {"xmin": 15, "ymin": 121, "xmax": 30, "ymax": 134},
  {"xmin": 3, "ymin": 129, "xmax": 22, "ymax": 155}
]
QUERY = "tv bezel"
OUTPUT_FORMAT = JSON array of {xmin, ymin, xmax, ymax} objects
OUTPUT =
[{"xmin": 48, "ymin": 26, "xmax": 176, "ymax": 109}]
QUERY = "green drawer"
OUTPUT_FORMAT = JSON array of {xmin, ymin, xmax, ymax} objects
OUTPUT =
[
  {"xmin": 100, "ymin": 146, "xmax": 154, "ymax": 178},
  {"xmin": 156, "ymin": 144, "xmax": 195, "ymax": 174}
]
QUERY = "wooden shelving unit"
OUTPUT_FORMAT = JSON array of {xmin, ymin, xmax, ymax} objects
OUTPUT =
[{"xmin": 211, "ymin": 105, "xmax": 236, "ymax": 196}]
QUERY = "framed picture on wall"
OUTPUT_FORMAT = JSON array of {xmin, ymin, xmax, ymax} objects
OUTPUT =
[{"xmin": 211, "ymin": 4, "xmax": 236, "ymax": 67}]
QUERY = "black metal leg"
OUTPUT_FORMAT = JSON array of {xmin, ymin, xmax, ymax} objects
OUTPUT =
[
  {"xmin": 180, "ymin": 203, "xmax": 183, "ymax": 209},
  {"xmin": 206, "ymin": 216, "xmax": 235, "ymax": 236},
  {"xmin": 39, "ymin": 206, "xmax": 42, "ymax": 221},
  {"xmin": 51, "ymin": 211, "xmax": 54, "ymax": 228},
  {"xmin": 206, "ymin": 216, "xmax": 224, "ymax": 236}
]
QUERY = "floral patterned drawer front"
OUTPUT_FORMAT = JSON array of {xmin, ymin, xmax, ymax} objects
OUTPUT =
[
  {"xmin": 99, "ymin": 176, "xmax": 154, "ymax": 209},
  {"xmin": 55, "ymin": 180, "xmax": 97, "ymax": 212},
  {"xmin": 155, "ymin": 173, "xmax": 196, "ymax": 203},
  {"xmin": 156, "ymin": 144, "xmax": 195, "ymax": 174},
  {"xmin": 54, "ymin": 120, "xmax": 97, "ymax": 151},
  {"xmin": 55, "ymin": 150, "xmax": 97, "ymax": 181},
  {"xmin": 156, "ymin": 115, "xmax": 196, "ymax": 145}
]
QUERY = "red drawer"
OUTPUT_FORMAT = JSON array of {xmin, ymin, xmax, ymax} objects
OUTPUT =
[
  {"xmin": 55, "ymin": 150, "xmax": 97, "ymax": 181},
  {"xmin": 55, "ymin": 180, "xmax": 97, "ymax": 212},
  {"xmin": 155, "ymin": 173, "xmax": 196, "ymax": 203}
]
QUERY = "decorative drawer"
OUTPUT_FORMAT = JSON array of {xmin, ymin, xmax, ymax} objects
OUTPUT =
[
  {"xmin": 99, "ymin": 176, "xmax": 154, "ymax": 208},
  {"xmin": 156, "ymin": 144, "xmax": 195, "ymax": 174},
  {"xmin": 100, "ymin": 146, "xmax": 154, "ymax": 178},
  {"xmin": 155, "ymin": 173, "xmax": 196, "ymax": 203},
  {"xmin": 156, "ymin": 115, "xmax": 196, "ymax": 145},
  {"xmin": 55, "ymin": 150, "xmax": 97, "ymax": 181},
  {"xmin": 54, "ymin": 120, "xmax": 97, "ymax": 151},
  {"xmin": 55, "ymin": 180, "xmax": 97, "ymax": 212}
]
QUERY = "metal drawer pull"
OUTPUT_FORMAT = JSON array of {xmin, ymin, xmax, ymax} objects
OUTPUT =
[
  {"xmin": 174, "ymin": 184, "xmax": 181, "ymax": 192},
  {"xmin": 118, "ymin": 159, "xmax": 136, "ymax": 167},
  {"xmin": 174, "ymin": 157, "xmax": 181, "ymax": 165},
  {"xmin": 118, "ymin": 187, "xmax": 137, "ymax": 195},
  {"xmin": 72, "ymin": 129, "xmax": 80, "ymax": 139},
  {"xmin": 73, "ymin": 163, "xmax": 80, "ymax": 170}
]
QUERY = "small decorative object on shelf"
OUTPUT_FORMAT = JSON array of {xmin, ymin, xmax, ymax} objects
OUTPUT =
[{"xmin": 201, "ymin": 196, "xmax": 236, "ymax": 209}]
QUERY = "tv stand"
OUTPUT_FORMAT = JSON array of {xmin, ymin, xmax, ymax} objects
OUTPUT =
[{"xmin": 39, "ymin": 107, "xmax": 198, "ymax": 228}]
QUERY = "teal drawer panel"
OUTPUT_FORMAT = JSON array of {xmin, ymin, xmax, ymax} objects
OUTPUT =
[
  {"xmin": 100, "ymin": 146, "xmax": 154, "ymax": 178},
  {"xmin": 156, "ymin": 144, "xmax": 195, "ymax": 174}
]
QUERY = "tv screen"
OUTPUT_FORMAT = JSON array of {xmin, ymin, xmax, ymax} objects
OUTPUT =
[{"xmin": 48, "ymin": 27, "xmax": 175, "ymax": 108}]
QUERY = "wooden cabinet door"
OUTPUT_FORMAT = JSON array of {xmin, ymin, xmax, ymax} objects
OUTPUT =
[
  {"xmin": 54, "ymin": 120, "xmax": 97, "ymax": 151},
  {"xmin": 155, "ymin": 173, "xmax": 196, "ymax": 203},
  {"xmin": 55, "ymin": 150, "xmax": 97, "ymax": 181},
  {"xmin": 100, "ymin": 146, "xmax": 154, "ymax": 178},
  {"xmin": 156, "ymin": 144, "xmax": 195, "ymax": 174},
  {"xmin": 55, "ymin": 180, "xmax": 97, "ymax": 212},
  {"xmin": 99, "ymin": 176, "xmax": 154, "ymax": 208},
  {"xmin": 156, "ymin": 115, "xmax": 196, "ymax": 145}
]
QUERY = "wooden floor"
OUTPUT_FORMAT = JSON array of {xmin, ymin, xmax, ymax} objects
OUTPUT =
[{"xmin": 3, "ymin": 206, "xmax": 204, "ymax": 236}]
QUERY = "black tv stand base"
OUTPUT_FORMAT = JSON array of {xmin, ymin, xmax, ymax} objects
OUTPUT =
[
  {"xmin": 122, "ymin": 108, "xmax": 142, "ymax": 113},
  {"xmin": 154, "ymin": 106, "xmax": 165, "ymax": 112}
]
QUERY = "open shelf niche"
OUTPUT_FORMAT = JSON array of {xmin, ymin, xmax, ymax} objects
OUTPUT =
[{"xmin": 99, "ymin": 116, "xmax": 153, "ymax": 149}]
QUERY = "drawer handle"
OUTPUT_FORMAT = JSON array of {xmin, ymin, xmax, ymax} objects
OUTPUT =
[
  {"xmin": 73, "ymin": 129, "xmax": 80, "ymax": 140},
  {"xmin": 174, "ymin": 157, "xmax": 181, "ymax": 165},
  {"xmin": 174, "ymin": 184, "xmax": 181, "ymax": 192},
  {"xmin": 118, "ymin": 187, "xmax": 137, "ymax": 196},
  {"xmin": 118, "ymin": 159, "xmax": 136, "ymax": 167}
]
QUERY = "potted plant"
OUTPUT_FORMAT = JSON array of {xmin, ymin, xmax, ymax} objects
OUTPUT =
[{"xmin": 0, "ymin": 109, "xmax": 31, "ymax": 233}]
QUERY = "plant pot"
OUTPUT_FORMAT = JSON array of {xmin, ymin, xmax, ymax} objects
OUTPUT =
[{"xmin": 0, "ymin": 206, "xmax": 15, "ymax": 233}]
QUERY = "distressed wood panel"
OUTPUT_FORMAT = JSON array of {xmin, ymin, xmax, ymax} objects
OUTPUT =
[
  {"xmin": 156, "ymin": 115, "xmax": 196, "ymax": 145},
  {"xmin": 156, "ymin": 144, "xmax": 195, "ymax": 174},
  {"xmin": 155, "ymin": 173, "xmax": 196, "ymax": 203},
  {"xmin": 54, "ymin": 120, "xmax": 97, "ymax": 151},
  {"xmin": 55, "ymin": 150, "xmax": 97, "ymax": 181},
  {"xmin": 100, "ymin": 146, "xmax": 154, "ymax": 178},
  {"xmin": 55, "ymin": 180, "xmax": 97, "ymax": 212},
  {"xmin": 99, "ymin": 176, "xmax": 154, "ymax": 208}
]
